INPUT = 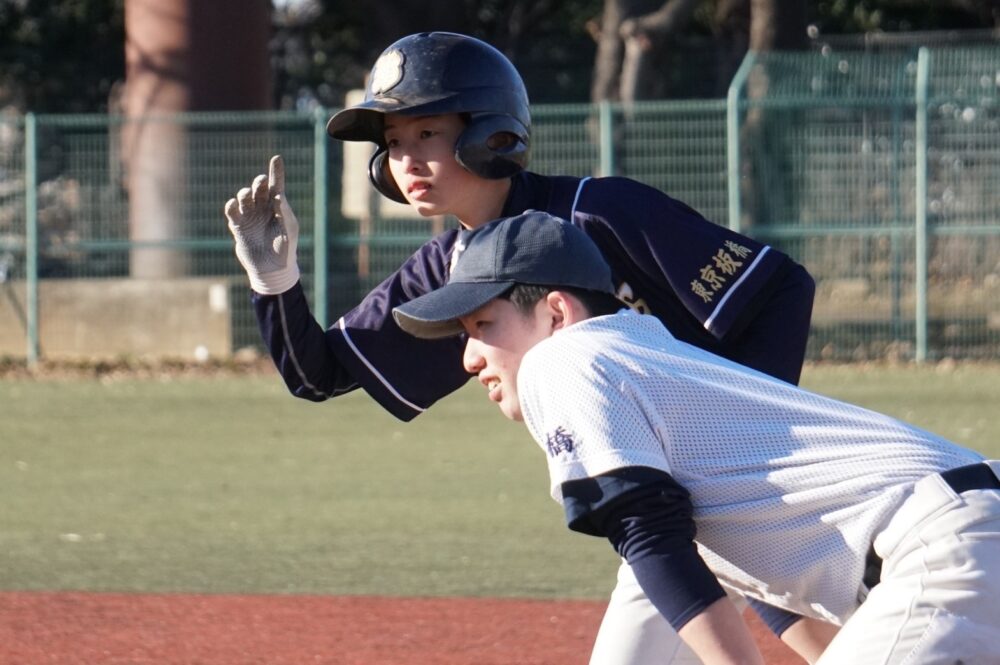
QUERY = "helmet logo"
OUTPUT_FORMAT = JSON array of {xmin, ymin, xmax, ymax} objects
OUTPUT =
[{"xmin": 369, "ymin": 49, "xmax": 405, "ymax": 96}]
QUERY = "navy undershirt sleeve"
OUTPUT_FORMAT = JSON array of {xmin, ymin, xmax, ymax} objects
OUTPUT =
[{"xmin": 560, "ymin": 467, "xmax": 726, "ymax": 631}]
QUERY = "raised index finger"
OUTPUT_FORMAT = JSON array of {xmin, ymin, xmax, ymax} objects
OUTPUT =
[{"xmin": 268, "ymin": 155, "xmax": 284, "ymax": 197}]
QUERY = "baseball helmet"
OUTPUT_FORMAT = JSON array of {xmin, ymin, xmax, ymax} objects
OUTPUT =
[{"xmin": 327, "ymin": 32, "xmax": 531, "ymax": 203}]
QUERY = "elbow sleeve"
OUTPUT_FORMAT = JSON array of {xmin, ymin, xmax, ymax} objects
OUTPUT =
[{"xmin": 560, "ymin": 467, "xmax": 726, "ymax": 632}]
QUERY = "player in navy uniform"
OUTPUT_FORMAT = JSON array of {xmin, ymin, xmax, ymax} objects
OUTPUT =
[{"xmin": 225, "ymin": 32, "xmax": 816, "ymax": 665}]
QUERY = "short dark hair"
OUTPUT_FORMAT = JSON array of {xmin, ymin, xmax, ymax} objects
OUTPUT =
[{"xmin": 501, "ymin": 284, "xmax": 625, "ymax": 318}]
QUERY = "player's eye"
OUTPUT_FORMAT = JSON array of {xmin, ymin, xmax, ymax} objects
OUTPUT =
[{"xmin": 419, "ymin": 129, "xmax": 438, "ymax": 139}]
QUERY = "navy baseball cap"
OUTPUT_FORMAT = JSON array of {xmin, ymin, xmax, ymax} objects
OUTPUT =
[{"xmin": 393, "ymin": 211, "xmax": 615, "ymax": 339}]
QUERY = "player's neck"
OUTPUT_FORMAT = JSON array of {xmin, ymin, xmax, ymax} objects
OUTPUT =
[{"xmin": 457, "ymin": 179, "xmax": 513, "ymax": 230}]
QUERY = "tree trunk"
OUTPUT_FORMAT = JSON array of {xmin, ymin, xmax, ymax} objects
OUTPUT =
[
  {"xmin": 123, "ymin": 0, "xmax": 270, "ymax": 278},
  {"xmin": 590, "ymin": 0, "xmax": 630, "ymax": 103},
  {"xmin": 713, "ymin": 0, "xmax": 750, "ymax": 96},
  {"xmin": 618, "ymin": 0, "xmax": 700, "ymax": 103},
  {"xmin": 749, "ymin": 0, "xmax": 807, "ymax": 50},
  {"xmin": 739, "ymin": 0, "xmax": 807, "ymax": 230}
]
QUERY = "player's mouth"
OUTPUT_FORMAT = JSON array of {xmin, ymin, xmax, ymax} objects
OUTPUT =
[
  {"xmin": 485, "ymin": 378, "xmax": 501, "ymax": 401},
  {"xmin": 407, "ymin": 181, "xmax": 432, "ymax": 200}
]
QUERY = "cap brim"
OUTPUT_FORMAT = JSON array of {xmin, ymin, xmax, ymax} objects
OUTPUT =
[{"xmin": 392, "ymin": 281, "xmax": 514, "ymax": 339}]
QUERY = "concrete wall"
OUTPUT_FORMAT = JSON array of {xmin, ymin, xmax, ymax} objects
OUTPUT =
[{"xmin": 0, "ymin": 278, "xmax": 232, "ymax": 360}]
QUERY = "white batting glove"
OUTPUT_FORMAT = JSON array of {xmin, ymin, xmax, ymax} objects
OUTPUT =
[{"xmin": 224, "ymin": 155, "xmax": 301, "ymax": 295}]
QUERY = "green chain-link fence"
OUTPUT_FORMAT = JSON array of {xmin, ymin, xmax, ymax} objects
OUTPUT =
[
  {"xmin": 1, "ymin": 46, "xmax": 998, "ymax": 363},
  {"xmin": 726, "ymin": 46, "xmax": 1000, "ymax": 361}
]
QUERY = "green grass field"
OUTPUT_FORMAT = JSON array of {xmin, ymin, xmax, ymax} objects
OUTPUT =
[{"xmin": 2, "ymin": 363, "xmax": 999, "ymax": 601}]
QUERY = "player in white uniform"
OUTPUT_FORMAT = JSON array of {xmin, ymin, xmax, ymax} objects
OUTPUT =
[{"xmin": 392, "ymin": 210, "xmax": 1000, "ymax": 664}]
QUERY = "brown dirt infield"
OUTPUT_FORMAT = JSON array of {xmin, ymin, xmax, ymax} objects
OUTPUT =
[{"xmin": 0, "ymin": 591, "xmax": 801, "ymax": 664}]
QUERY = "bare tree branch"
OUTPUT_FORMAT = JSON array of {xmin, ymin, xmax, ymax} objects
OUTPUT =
[
  {"xmin": 618, "ymin": 0, "xmax": 700, "ymax": 103},
  {"xmin": 620, "ymin": 0, "xmax": 700, "ymax": 45}
]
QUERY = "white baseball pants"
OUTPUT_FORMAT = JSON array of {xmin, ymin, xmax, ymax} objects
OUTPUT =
[
  {"xmin": 588, "ymin": 561, "xmax": 747, "ymax": 665},
  {"xmin": 817, "ymin": 461, "xmax": 1000, "ymax": 664},
  {"xmin": 589, "ymin": 461, "xmax": 1000, "ymax": 665}
]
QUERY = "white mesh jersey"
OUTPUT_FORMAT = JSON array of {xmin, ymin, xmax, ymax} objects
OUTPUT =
[{"xmin": 517, "ymin": 310, "xmax": 980, "ymax": 624}]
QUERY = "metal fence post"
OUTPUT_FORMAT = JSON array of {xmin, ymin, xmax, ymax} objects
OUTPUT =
[
  {"xmin": 727, "ymin": 51, "xmax": 756, "ymax": 233},
  {"xmin": 313, "ymin": 107, "xmax": 329, "ymax": 329},
  {"xmin": 24, "ymin": 112, "xmax": 39, "ymax": 366},
  {"xmin": 598, "ymin": 100, "xmax": 614, "ymax": 177},
  {"xmin": 914, "ymin": 48, "xmax": 930, "ymax": 362}
]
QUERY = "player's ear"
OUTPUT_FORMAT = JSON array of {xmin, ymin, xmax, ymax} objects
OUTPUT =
[{"xmin": 544, "ymin": 291, "xmax": 581, "ymax": 332}]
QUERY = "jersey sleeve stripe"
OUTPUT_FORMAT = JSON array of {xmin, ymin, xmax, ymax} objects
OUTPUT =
[
  {"xmin": 570, "ymin": 176, "xmax": 592, "ymax": 220},
  {"xmin": 703, "ymin": 245, "xmax": 771, "ymax": 333},
  {"xmin": 336, "ymin": 317, "xmax": 428, "ymax": 415},
  {"xmin": 277, "ymin": 293, "xmax": 340, "ymax": 399}
]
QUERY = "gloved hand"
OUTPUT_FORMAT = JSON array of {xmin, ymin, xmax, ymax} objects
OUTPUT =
[{"xmin": 224, "ymin": 155, "xmax": 300, "ymax": 294}]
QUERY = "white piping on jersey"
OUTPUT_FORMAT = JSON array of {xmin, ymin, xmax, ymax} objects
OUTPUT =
[
  {"xmin": 572, "ymin": 174, "xmax": 772, "ymax": 335},
  {"xmin": 703, "ymin": 245, "xmax": 771, "ymax": 332},
  {"xmin": 336, "ymin": 318, "xmax": 427, "ymax": 414},
  {"xmin": 570, "ymin": 177, "xmax": 592, "ymax": 220},
  {"xmin": 448, "ymin": 232, "xmax": 467, "ymax": 275},
  {"xmin": 277, "ymin": 294, "xmax": 341, "ymax": 399}
]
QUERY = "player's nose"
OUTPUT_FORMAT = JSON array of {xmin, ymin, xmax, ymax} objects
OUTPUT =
[
  {"xmin": 462, "ymin": 339, "xmax": 485, "ymax": 375},
  {"xmin": 400, "ymin": 150, "xmax": 424, "ymax": 173}
]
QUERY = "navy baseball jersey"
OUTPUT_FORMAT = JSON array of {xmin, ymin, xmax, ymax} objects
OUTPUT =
[{"xmin": 253, "ymin": 171, "xmax": 812, "ymax": 421}]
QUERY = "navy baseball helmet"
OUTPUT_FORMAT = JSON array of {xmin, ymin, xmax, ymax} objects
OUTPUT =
[{"xmin": 327, "ymin": 32, "xmax": 531, "ymax": 203}]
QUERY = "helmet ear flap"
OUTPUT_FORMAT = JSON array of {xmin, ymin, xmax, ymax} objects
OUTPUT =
[
  {"xmin": 368, "ymin": 146, "xmax": 408, "ymax": 204},
  {"xmin": 455, "ymin": 114, "xmax": 529, "ymax": 179}
]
